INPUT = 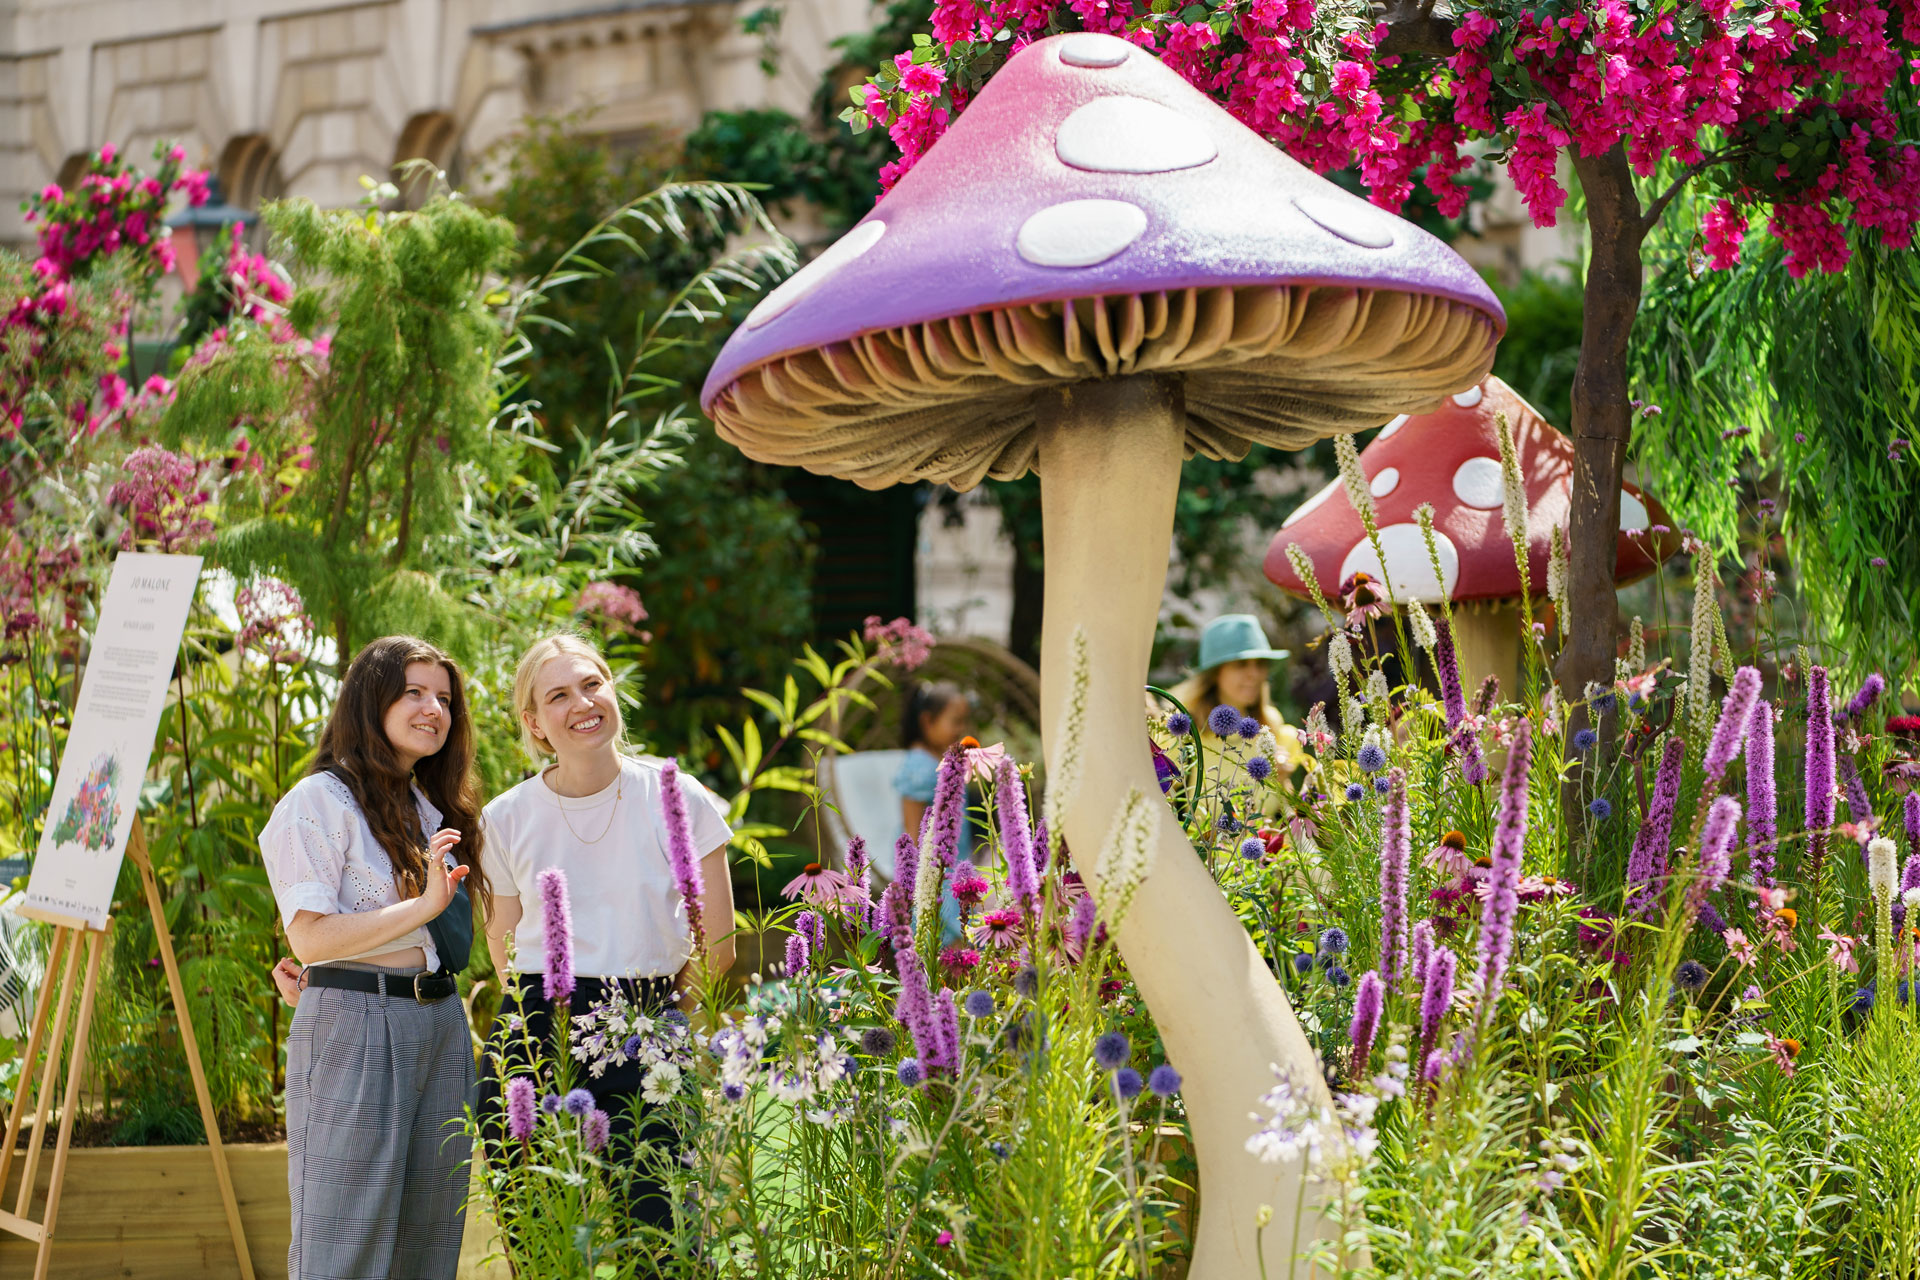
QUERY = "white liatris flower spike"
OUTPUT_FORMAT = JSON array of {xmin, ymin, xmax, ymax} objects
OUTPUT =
[
  {"xmin": 1712, "ymin": 604, "xmax": 1736, "ymax": 683},
  {"xmin": 1408, "ymin": 599, "xmax": 1438, "ymax": 650},
  {"xmin": 1547, "ymin": 525, "xmax": 1570, "ymax": 640},
  {"xmin": 1867, "ymin": 837, "xmax": 1899, "ymax": 899},
  {"xmin": 1628, "ymin": 615, "xmax": 1647, "ymax": 673},
  {"xmin": 1494, "ymin": 411, "xmax": 1531, "ymax": 594},
  {"xmin": 1366, "ymin": 668, "xmax": 1390, "ymax": 703},
  {"xmin": 1689, "ymin": 551, "xmax": 1719, "ymax": 738},
  {"xmin": 1335, "ymin": 432, "xmax": 1377, "ymax": 535},
  {"xmin": 1095, "ymin": 786, "xmax": 1157, "ymax": 929},
  {"xmin": 1287, "ymin": 541, "xmax": 1337, "ymax": 623},
  {"xmin": 1344, "ymin": 696, "xmax": 1369, "ymax": 740},
  {"xmin": 1329, "ymin": 630, "xmax": 1356, "ymax": 685},
  {"xmin": 1903, "ymin": 885, "xmax": 1920, "ymax": 912},
  {"xmin": 1414, "ymin": 503, "xmax": 1451, "ymax": 623},
  {"xmin": 1042, "ymin": 626, "xmax": 1091, "ymax": 866}
]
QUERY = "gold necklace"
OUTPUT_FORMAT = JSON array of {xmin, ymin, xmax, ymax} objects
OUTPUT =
[{"xmin": 552, "ymin": 767, "xmax": 625, "ymax": 845}]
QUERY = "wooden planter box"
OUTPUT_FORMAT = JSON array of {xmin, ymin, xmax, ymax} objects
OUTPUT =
[{"xmin": 0, "ymin": 1142, "xmax": 508, "ymax": 1279}]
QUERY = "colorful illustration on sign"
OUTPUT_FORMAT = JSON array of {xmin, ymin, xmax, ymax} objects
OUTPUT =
[{"xmin": 49, "ymin": 752, "xmax": 122, "ymax": 852}]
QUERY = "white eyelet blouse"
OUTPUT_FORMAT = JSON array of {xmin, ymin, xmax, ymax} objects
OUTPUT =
[{"xmin": 259, "ymin": 771, "xmax": 451, "ymax": 968}]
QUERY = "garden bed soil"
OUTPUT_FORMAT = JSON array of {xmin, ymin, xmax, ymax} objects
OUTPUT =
[{"xmin": 0, "ymin": 1142, "xmax": 509, "ymax": 1278}]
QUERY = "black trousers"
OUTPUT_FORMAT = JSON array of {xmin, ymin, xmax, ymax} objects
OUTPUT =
[{"xmin": 476, "ymin": 974, "xmax": 679, "ymax": 1235}]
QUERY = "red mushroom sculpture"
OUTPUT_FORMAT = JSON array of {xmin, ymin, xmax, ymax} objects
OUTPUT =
[
  {"xmin": 702, "ymin": 32, "xmax": 1503, "ymax": 1275},
  {"xmin": 1263, "ymin": 375, "xmax": 1680, "ymax": 696}
]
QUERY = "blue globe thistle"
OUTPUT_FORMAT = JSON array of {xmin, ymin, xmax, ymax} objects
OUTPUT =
[
  {"xmin": 1573, "ymin": 728, "xmax": 1600, "ymax": 753},
  {"xmin": 1345, "ymin": 782, "xmax": 1366, "ymax": 802},
  {"xmin": 540, "ymin": 1093, "xmax": 562, "ymax": 1115},
  {"xmin": 1629, "ymin": 692, "xmax": 1645, "ymax": 709},
  {"xmin": 1357, "ymin": 743, "xmax": 1388, "ymax": 773},
  {"xmin": 861, "ymin": 1026, "xmax": 897, "ymax": 1056},
  {"xmin": 1247, "ymin": 755, "xmax": 1273, "ymax": 782},
  {"xmin": 1675, "ymin": 960, "xmax": 1708, "ymax": 992},
  {"xmin": 1237, "ymin": 715, "xmax": 1262, "ymax": 740},
  {"xmin": 1239, "ymin": 836, "xmax": 1266, "ymax": 860},
  {"xmin": 1147, "ymin": 1064, "xmax": 1183, "ymax": 1098},
  {"xmin": 1374, "ymin": 776, "xmax": 1391, "ymax": 794},
  {"xmin": 1208, "ymin": 704, "xmax": 1243, "ymax": 736},
  {"xmin": 1324, "ymin": 964, "xmax": 1352, "ymax": 989},
  {"xmin": 1094, "ymin": 1031, "xmax": 1131, "ymax": 1071},
  {"xmin": 1014, "ymin": 965, "xmax": 1040, "ymax": 998},
  {"xmin": 562, "ymin": 1088, "xmax": 595, "ymax": 1117},
  {"xmin": 964, "ymin": 990, "xmax": 996, "ymax": 1019},
  {"xmin": 897, "ymin": 1058, "xmax": 925, "ymax": 1087},
  {"xmin": 1851, "ymin": 984, "xmax": 1876, "ymax": 1018},
  {"xmin": 1318, "ymin": 927, "xmax": 1349, "ymax": 956},
  {"xmin": 1593, "ymin": 691, "xmax": 1618, "ymax": 714},
  {"xmin": 1290, "ymin": 952, "xmax": 1314, "ymax": 975},
  {"xmin": 1112, "ymin": 1067, "xmax": 1145, "ymax": 1100},
  {"xmin": 1166, "ymin": 711, "xmax": 1193, "ymax": 737},
  {"xmin": 1588, "ymin": 797, "xmax": 1613, "ymax": 820},
  {"xmin": 1215, "ymin": 810, "xmax": 1242, "ymax": 834}
]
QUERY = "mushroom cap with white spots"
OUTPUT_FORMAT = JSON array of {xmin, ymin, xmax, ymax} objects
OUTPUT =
[
  {"xmin": 700, "ymin": 32, "xmax": 1504, "ymax": 491},
  {"xmin": 1262, "ymin": 376, "xmax": 1682, "ymax": 604}
]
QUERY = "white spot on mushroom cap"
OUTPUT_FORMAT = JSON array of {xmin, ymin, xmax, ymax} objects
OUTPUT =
[
  {"xmin": 1370, "ymin": 467, "xmax": 1400, "ymax": 498},
  {"xmin": 1282, "ymin": 479, "xmax": 1339, "ymax": 529},
  {"xmin": 1619, "ymin": 489, "xmax": 1649, "ymax": 531},
  {"xmin": 1339, "ymin": 524, "xmax": 1460, "ymax": 602},
  {"xmin": 1452, "ymin": 457, "xmax": 1505, "ymax": 510},
  {"xmin": 1376, "ymin": 414, "xmax": 1409, "ymax": 440},
  {"xmin": 1452, "ymin": 384, "xmax": 1485, "ymax": 408},
  {"xmin": 1016, "ymin": 199, "xmax": 1148, "ymax": 268},
  {"xmin": 746, "ymin": 220, "xmax": 886, "ymax": 330},
  {"xmin": 1293, "ymin": 193, "xmax": 1396, "ymax": 249},
  {"xmin": 1058, "ymin": 33, "xmax": 1133, "ymax": 67},
  {"xmin": 1055, "ymin": 96, "xmax": 1218, "ymax": 174}
]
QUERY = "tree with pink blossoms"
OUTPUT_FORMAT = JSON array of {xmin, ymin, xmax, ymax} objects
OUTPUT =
[{"xmin": 850, "ymin": 0, "xmax": 1920, "ymax": 706}]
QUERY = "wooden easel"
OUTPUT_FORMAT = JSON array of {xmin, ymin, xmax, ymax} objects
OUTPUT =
[{"xmin": 0, "ymin": 820, "xmax": 254, "ymax": 1280}]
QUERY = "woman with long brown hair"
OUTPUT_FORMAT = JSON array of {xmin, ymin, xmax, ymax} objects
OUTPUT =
[{"xmin": 260, "ymin": 635, "xmax": 490, "ymax": 1280}]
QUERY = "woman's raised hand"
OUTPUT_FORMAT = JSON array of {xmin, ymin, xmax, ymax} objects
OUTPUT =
[{"xmin": 419, "ymin": 829, "xmax": 469, "ymax": 915}]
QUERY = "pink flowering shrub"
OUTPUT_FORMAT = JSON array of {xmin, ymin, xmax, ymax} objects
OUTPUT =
[
  {"xmin": 106, "ymin": 446, "xmax": 216, "ymax": 552},
  {"xmin": 863, "ymin": 613, "xmax": 936, "ymax": 670},
  {"xmin": 849, "ymin": 0, "xmax": 1920, "ymax": 277},
  {"xmin": 575, "ymin": 580, "xmax": 650, "ymax": 636}
]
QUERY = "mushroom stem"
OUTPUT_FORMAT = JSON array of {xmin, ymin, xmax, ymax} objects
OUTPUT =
[
  {"xmin": 1450, "ymin": 598, "xmax": 1523, "ymax": 705},
  {"xmin": 1036, "ymin": 375, "xmax": 1342, "ymax": 1278}
]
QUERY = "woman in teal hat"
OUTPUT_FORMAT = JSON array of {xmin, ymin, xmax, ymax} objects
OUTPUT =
[{"xmin": 1166, "ymin": 614, "xmax": 1306, "ymax": 796}]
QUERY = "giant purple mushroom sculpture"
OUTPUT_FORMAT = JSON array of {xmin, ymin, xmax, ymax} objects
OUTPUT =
[{"xmin": 702, "ymin": 31, "xmax": 1503, "ymax": 1276}]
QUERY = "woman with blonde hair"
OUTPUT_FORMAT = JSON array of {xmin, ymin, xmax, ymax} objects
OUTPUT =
[{"xmin": 476, "ymin": 631, "xmax": 735, "ymax": 1230}]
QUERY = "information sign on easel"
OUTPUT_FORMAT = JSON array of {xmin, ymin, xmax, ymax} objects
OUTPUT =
[{"xmin": 0, "ymin": 552, "xmax": 254, "ymax": 1280}]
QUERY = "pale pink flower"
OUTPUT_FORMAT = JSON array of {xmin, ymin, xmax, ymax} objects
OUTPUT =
[
  {"xmin": 965, "ymin": 741, "xmax": 1009, "ymax": 783},
  {"xmin": 1818, "ymin": 929, "xmax": 1859, "ymax": 974},
  {"xmin": 1723, "ymin": 928, "xmax": 1759, "ymax": 968},
  {"xmin": 781, "ymin": 861, "xmax": 861, "ymax": 908}
]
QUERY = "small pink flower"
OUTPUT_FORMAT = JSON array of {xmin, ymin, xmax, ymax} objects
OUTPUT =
[
  {"xmin": 964, "ymin": 740, "xmax": 1009, "ymax": 783},
  {"xmin": 1818, "ymin": 929, "xmax": 1859, "ymax": 974},
  {"xmin": 972, "ymin": 907, "xmax": 1022, "ymax": 949},
  {"xmin": 1723, "ymin": 928, "xmax": 1758, "ymax": 968},
  {"xmin": 782, "ymin": 861, "xmax": 861, "ymax": 908}
]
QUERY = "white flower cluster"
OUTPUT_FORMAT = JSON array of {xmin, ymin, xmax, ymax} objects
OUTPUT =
[
  {"xmin": 570, "ymin": 986, "xmax": 696, "ymax": 1093},
  {"xmin": 1243, "ymin": 1065, "xmax": 1380, "ymax": 1181},
  {"xmin": 705, "ymin": 983, "xmax": 855, "ymax": 1113},
  {"xmin": 1532, "ymin": 1127, "xmax": 1584, "ymax": 1194}
]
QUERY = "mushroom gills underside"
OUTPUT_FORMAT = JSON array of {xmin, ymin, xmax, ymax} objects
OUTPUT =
[{"xmin": 710, "ymin": 283, "xmax": 1499, "ymax": 491}]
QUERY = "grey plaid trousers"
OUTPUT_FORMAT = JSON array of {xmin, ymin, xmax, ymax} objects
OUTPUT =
[{"xmin": 285, "ymin": 975, "xmax": 475, "ymax": 1280}]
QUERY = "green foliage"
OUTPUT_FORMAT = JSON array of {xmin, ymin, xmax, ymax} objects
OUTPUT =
[
  {"xmin": 1632, "ymin": 223, "xmax": 1920, "ymax": 682},
  {"xmin": 1491, "ymin": 268, "xmax": 1585, "ymax": 431}
]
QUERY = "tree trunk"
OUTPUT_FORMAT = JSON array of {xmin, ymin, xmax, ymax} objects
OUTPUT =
[{"xmin": 1556, "ymin": 145, "xmax": 1646, "ymax": 712}]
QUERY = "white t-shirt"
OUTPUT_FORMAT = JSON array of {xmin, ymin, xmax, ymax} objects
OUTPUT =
[
  {"xmin": 258, "ymin": 772, "xmax": 453, "ymax": 969},
  {"xmin": 484, "ymin": 755, "xmax": 732, "ymax": 979}
]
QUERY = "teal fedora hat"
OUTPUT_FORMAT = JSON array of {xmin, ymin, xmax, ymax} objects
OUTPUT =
[{"xmin": 1195, "ymin": 614, "xmax": 1289, "ymax": 671}]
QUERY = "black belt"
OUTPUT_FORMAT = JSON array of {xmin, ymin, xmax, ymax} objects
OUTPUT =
[{"xmin": 304, "ymin": 965, "xmax": 457, "ymax": 1003}]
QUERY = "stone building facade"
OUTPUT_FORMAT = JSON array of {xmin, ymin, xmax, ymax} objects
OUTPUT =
[{"xmin": 0, "ymin": 0, "xmax": 873, "ymax": 237}]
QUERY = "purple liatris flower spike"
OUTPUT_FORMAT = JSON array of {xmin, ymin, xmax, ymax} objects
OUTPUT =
[
  {"xmin": 505, "ymin": 1076, "xmax": 536, "ymax": 1141},
  {"xmin": 1841, "ymin": 672, "xmax": 1886, "ymax": 722},
  {"xmin": 891, "ymin": 832, "xmax": 919, "ymax": 923},
  {"xmin": 537, "ymin": 867, "xmax": 575, "ymax": 1004},
  {"xmin": 582, "ymin": 1108, "xmax": 611, "ymax": 1152},
  {"xmin": 925, "ymin": 743, "xmax": 969, "ymax": 872},
  {"xmin": 797, "ymin": 909, "xmax": 826, "ymax": 955},
  {"xmin": 1032, "ymin": 819, "xmax": 1050, "ymax": 876},
  {"xmin": 1747, "ymin": 702, "xmax": 1778, "ymax": 886},
  {"xmin": 1904, "ymin": 794, "xmax": 1920, "ymax": 893},
  {"xmin": 1067, "ymin": 892, "xmax": 1097, "ymax": 961},
  {"xmin": 997, "ymin": 756, "xmax": 1040, "ymax": 913},
  {"xmin": 1838, "ymin": 755, "xmax": 1873, "ymax": 825},
  {"xmin": 1628, "ymin": 737, "xmax": 1686, "ymax": 891},
  {"xmin": 1378, "ymin": 769, "xmax": 1411, "ymax": 987},
  {"xmin": 891, "ymin": 929, "xmax": 942, "ymax": 1066},
  {"xmin": 785, "ymin": 930, "xmax": 811, "ymax": 977},
  {"xmin": 1350, "ymin": 970, "xmax": 1385, "ymax": 1075},
  {"xmin": 1703, "ymin": 666, "xmax": 1761, "ymax": 781},
  {"xmin": 1806, "ymin": 666, "xmax": 1836, "ymax": 875},
  {"xmin": 1434, "ymin": 615, "xmax": 1467, "ymax": 728},
  {"xmin": 932, "ymin": 987, "xmax": 960, "ymax": 1072},
  {"xmin": 1410, "ymin": 918, "xmax": 1435, "ymax": 996},
  {"xmin": 1474, "ymin": 721, "xmax": 1531, "ymax": 1017},
  {"xmin": 1689, "ymin": 795, "xmax": 1742, "ymax": 920},
  {"xmin": 658, "ymin": 760, "xmax": 707, "ymax": 955},
  {"xmin": 845, "ymin": 836, "xmax": 873, "ymax": 926},
  {"xmin": 1419, "ymin": 944, "xmax": 1457, "ymax": 1064}
]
